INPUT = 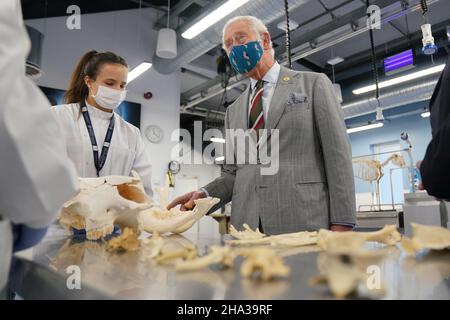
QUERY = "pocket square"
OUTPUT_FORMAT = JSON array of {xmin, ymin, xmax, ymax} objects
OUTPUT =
[{"xmin": 287, "ymin": 92, "xmax": 308, "ymax": 105}]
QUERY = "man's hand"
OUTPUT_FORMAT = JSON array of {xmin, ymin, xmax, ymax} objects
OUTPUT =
[
  {"xmin": 330, "ymin": 224, "xmax": 353, "ymax": 232},
  {"xmin": 167, "ymin": 190, "xmax": 207, "ymax": 211}
]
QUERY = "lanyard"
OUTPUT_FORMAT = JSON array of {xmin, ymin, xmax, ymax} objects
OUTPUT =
[{"xmin": 80, "ymin": 101, "xmax": 115, "ymax": 177}]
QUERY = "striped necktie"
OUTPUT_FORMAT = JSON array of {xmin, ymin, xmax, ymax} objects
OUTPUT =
[{"xmin": 249, "ymin": 80, "xmax": 265, "ymax": 139}]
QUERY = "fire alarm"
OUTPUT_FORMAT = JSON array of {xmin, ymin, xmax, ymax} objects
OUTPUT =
[{"xmin": 144, "ymin": 92, "xmax": 153, "ymax": 100}]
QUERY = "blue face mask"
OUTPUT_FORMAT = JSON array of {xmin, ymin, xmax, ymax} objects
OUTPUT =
[{"xmin": 228, "ymin": 41, "xmax": 264, "ymax": 74}]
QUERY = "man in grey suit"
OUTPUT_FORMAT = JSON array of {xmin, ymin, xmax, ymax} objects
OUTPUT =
[{"xmin": 168, "ymin": 16, "xmax": 356, "ymax": 234}]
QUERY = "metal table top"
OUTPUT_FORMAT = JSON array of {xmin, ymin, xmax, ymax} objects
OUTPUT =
[{"xmin": 9, "ymin": 224, "xmax": 450, "ymax": 300}]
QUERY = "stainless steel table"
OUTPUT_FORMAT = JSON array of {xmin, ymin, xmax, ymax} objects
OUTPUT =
[{"xmin": 9, "ymin": 224, "xmax": 450, "ymax": 300}]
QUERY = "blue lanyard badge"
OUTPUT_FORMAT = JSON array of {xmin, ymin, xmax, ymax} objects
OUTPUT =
[{"xmin": 80, "ymin": 102, "xmax": 115, "ymax": 177}]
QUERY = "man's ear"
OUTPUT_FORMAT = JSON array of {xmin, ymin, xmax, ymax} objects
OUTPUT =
[{"xmin": 261, "ymin": 32, "xmax": 271, "ymax": 51}]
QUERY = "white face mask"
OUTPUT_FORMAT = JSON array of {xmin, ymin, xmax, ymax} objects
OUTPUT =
[{"xmin": 91, "ymin": 85, "xmax": 127, "ymax": 110}]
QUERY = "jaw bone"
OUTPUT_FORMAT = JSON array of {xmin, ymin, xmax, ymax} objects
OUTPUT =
[
  {"xmin": 135, "ymin": 197, "xmax": 220, "ymax": 236},
  {"xmin": 138, "ymin": 176, "xmax": 220, "ymax": 235}
]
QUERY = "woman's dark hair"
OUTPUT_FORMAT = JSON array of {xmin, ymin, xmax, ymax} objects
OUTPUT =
[{"xmin": 64, "ymin": 50, "xmax": 128, "ymax": 104}]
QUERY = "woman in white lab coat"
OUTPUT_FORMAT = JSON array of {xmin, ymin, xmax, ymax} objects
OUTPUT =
[{"xmin": 53, "ymin": 50, "xmax": 153, "ymax": 196}]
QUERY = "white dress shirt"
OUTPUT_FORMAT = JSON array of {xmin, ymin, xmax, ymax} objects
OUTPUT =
[
  {"xmin": 248, "ymin": 61, "xmax": 281, "ymax": 122},
  {"xmin": 52, "ymin": 102, "xmax": 153, "ymax": 196}
]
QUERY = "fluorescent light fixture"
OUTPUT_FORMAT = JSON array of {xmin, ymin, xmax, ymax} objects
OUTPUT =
[
  {"xmin": 384, "ymin": 49, "xmax": 414, "ymax": 73},
  {"xmin": 347, "ymin": 122, "xmax": 384, "ymax": 134},
  {"xmin": 128, "ymin": 62, "xmax": 152, "ymax": 83},
  {"xmin": 421, "ymin": 111, "xmax": 431, "ymax": 118},
  {"xmin": 277, "ymin": 20, "xmax": 299, "ymax": 31},
  {"xmin": 215, "ymin": 156, "xmax": 225, "ymax": 161},
  {"xmin": 327, "ymin": 56, "xmax": 344, "ymax": 65},
  {"xmin": 181, "ymin": 0, "xmax": 250, "ymax": 40},
  {"xmin": 353, "ymin": 64, "xmax": 445, "ymax": 95},
  {"xmin": 210, "ymin": 137, "xmax": 226, "ymax": 143}
]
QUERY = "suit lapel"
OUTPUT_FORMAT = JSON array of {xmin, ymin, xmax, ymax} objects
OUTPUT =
[{"xmin": 263, "ymin": 66, "xmax": 296, "ymax": 142}]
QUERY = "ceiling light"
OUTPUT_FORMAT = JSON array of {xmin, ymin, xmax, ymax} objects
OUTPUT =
[
  {"xmin": 156, "ymin": 1, "xmax": 177, "ymax": 59},
  {"xmin": 347, "ymin": 122, "xmax": 384, "ymax": 134},
  {"xmin": 181, "ymin": 0, "xmax": 250, "ymax": 40},
  {"xmin": 277, "ymin": 20, "xmax": 299, "ymax": 31},
  {"xmin": 327, "ymin": 56, "xmax": 344, "ymax": 65},
  {"xmin": 353, "ymin": 64, "xmax": 445, "ymax": 95},
  {"xmin": 128, "ymin": 62, "xmax": 152, "ymax": 83}
]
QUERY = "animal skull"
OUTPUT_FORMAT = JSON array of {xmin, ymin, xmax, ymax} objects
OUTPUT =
[
  {"xmin": 60, "ymin": 171, "xmax": 152, "ymax": 240},
  {"xmin": 60, "ymin": 171, "xmax": 220, "ymax": 240}
]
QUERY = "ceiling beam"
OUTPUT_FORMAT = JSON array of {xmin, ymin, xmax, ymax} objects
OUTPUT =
[
  {"xmin": 295, "ymin": 58, "xmax": 323, "ymax": 72},
  {"xmin": 183, "ymin": 0, "xmax": 399, "ymax": 102},
  {"xmin": 153, "ymin": 0, "xmax": 198, "ymax": 29},
  {"xmin": 275, "ymin": 0, "xmax": 400, "ymax": 58},
  {"xmin": 331, "ymin": 18, "xmax": 450, "ymax": 81}
]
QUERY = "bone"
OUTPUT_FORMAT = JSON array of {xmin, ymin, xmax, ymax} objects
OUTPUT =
[
  {"xmin": 310, "ymin": 248, "xmax": 388, "ymax": 299},
  {"xmin": 107, "ymin": 227, "xmax": 140, "ymax": 252},
  {"xmin": 176, "ymin": 246, "xmax": 236, "ymax": 272},
  {"xmin": 154, "ymin": 244, "xmax": 198, "ymax": 264},
  {"xmin": 401, "ymin": 223, "xmax": 450, "ymax": 255},
  {"xmin": 238, "ymin": 247, "xmax": 291, "ymax": 281},
  {"xmin": 229, "ymin": 224, "xmax": 266, "ymax": 240},
  {"xmin": 317, "ymin": 225, "xmax": 401, "ymax": 251},
  {"xmin": 227, "ymin": 224, "xmax": 317, "ymax": 248},
  {"xmin": 137, "ymin": 197, "xmax": 220, "ymax": 235}
]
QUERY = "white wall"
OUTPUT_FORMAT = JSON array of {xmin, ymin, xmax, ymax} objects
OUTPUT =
[{"xmin": 25, "ymin": 8, "xmax": 181, "ymax": 186}]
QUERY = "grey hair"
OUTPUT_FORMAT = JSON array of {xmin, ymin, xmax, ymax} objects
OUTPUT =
[{"xmin": 222, "ymin": 16, "xmax": 275, "ymax": 57}]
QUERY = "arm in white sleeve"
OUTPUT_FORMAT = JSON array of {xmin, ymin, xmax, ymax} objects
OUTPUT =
[{"xmin": 0, "ymin": 0, "xmax": 79, "ymax": 229}]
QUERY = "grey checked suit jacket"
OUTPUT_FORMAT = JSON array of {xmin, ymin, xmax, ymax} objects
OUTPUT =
[{"xmin": 203, "ymin": 66, "xmax": 356, "ymax": 234}]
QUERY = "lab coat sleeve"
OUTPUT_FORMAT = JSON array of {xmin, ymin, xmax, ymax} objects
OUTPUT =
[
  {"xmin": 132, "ymin": 129, "xmax": 154, "ymax": 197},
  {"xmin": 0, "ymin": 0, "xmax": 79, "ymax": 229}
]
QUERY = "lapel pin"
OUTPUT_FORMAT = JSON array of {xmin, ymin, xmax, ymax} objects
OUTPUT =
[{"xmin": 283, "ymin": 76, "xmax": 291, "ymax": 82}]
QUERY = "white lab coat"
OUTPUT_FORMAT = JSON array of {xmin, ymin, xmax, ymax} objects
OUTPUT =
[
  {"xmin": 0, "ymin": 0, "xmax": 78, "ymax": 290},
  {"xmin": 52, "ymin": 103, "xmax": 153, "ymax": 196}
]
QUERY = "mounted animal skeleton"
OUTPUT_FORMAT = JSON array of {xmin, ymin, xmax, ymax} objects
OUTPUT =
[{"xmin": 352, "ymin": 153, "xmax": 406, "ymax": 210}]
